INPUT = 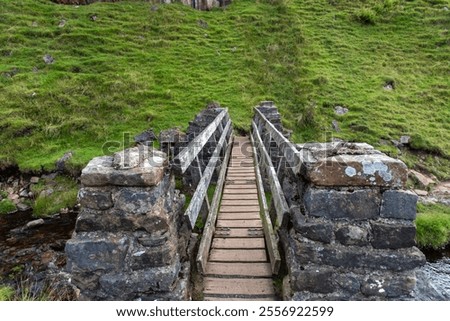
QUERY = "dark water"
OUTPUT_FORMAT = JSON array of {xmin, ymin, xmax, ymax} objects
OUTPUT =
[
  {"xmin": 421, "ymin": 246, "xmax": 450, "ymax": 263},
  {"xmin": 0, "ymin": 210, "xmax": 78, "ymax": 278}
]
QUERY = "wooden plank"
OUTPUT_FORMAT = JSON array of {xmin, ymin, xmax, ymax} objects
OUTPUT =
[
  {"xmin": 209, "ymin": 249, "xmax": 267, "ymax": 262},
  {"xmin": 212, "ymin": 238, "xmax": 266, "ymax": 249},
  {"xmin": 221, "ymin": 200, "xmax": 259, "ymax": 206},
  {"xmin": 250, "ymin": 131, "xmax": 281, "ymax": 275},
  {"xmin": 224, "ymin": 184, "xmax": 258, "ymax": 189},
  {"xmin": 225, "ymin": 180, "xmax": 256, "ymax": 185},
  {"xmin": 226, "ymin": 174, "xmax": 255, "ymax": 178},
  {"xmin": 204, "ymin": 296, "xmax": 275, "ymax": 301},
  {"xmin": 218, "ymin": 212, "xmax": 261, "ymax": 220},
  {"xmin": 254, "ymin": 108, "xmax": 301, "ymax": 174},
  {"xmin": 220, "ymin": 205, "xmax": 261, "ymax": 213},
  {"xmin": 173, "ymin": 109, "xmax": 227, "ymax": 174},
  {"xmin": 217, "ymin": 220, "xmax": 263, "ymax": 228},
  {"xmin": 215, "ymin": 228, "xmax": 264, "ymax": 238},
  {"xmin": 206, "ymin": 262, "xmax": 271, "ymax": 277},
  {"xmin": 184, "ymin": 120, "xmax": 232, "ymax": 228},
  {"xmin": 203, "ymin": 278, "xmax": 274, "ymax": 295},
  {"xmin": 252, "ymin": 120, "xmax": 289, "ymax": 228},
  {"xmin": 223, "ymin": 188, "xmax": 258, "ymax": 194},
  {"xmin": 196, "ymin": 133, "xmax": 233, "ymax": 274},
  {"xmin": 221, "ymin": 194, "xmax": 258, "ymax": 200}
]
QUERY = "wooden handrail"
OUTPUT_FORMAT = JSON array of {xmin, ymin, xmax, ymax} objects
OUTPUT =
[
  {"xmin": 184, "ymin": 119, "xmax": 232, "ymax": 228},
  {"xmin": 196, "ymin": 134, "xmax": 234, "ymax": 274},
  {"xmin": 250, "ymin": 131, "xmax": 281, "ymax": 274},
  {"xmin": 252, "ymin": 120, "xmax": 290, "ymax": 229},
  {"xmin": 254, "ymin": 107, "xmax": 301, "ymax": 174},
  {"xmin": 172, "ymin": 108, "xmax": 228, "ymax": 174}
]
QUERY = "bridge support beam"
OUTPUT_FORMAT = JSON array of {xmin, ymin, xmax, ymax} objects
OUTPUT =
[{"xmin": 65, "ymin": 146, "xmax": 190, "ymax": 300}]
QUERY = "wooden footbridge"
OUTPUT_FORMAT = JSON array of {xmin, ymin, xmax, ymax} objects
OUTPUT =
[{"xmin": 173, "ymin": 107, "xmax": 289, "ymax": 301}]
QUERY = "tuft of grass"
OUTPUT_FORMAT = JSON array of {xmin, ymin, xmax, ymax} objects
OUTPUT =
[
  {"xmin": 416, "ymin": 203, "xmax": 450, "ymax": 249},
  {"xmin": 354, "ymin": 8, "xmax": 378, "ymax": 25},
  {"xmin": 32, "ymin": 176, "xmax": 78, "ymax": 217},
  {"xmin": 0, "ymin": 286, "xmax": 15, "ymax": 301},
  {"xmin": 0, "ymin": 199, "xmax": 17, "ymax": 215}
]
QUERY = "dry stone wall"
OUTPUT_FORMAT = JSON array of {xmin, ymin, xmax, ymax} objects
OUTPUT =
[
  {"xmin": 65, "ymin": 146, "xmax": 189, "ymax": 300},
  {"xmin": 256, "ymin": 104, "xmax": 426, "ymax": 300}
]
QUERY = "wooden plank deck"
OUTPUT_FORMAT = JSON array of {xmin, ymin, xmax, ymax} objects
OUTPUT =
[{"xmin": 203, "ymin": 136, "xmax": 275, "ymax": 301}]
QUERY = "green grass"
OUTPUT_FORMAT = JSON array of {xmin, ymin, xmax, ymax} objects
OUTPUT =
[
  {"xmin": 0, "ymin": 286, "xmax": 15, "ymax": 301},
  {"xmin": 0, "ymin": 0, "xmax": 449, "ymax": 178},
  {"xmin": 416, "ymin": 203, "xmax": 450, "ymax": 249},
  {"xmin": 32, "ymin": 176, "xmax": 78, "ymax": 217},
  {"xmin": 0, "ymin": 199, "xmax": 17, "ymax": 215}
]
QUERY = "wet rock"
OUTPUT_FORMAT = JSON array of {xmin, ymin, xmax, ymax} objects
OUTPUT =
[
  {"xmin": 25, "ymin": 219, "xmax": 45, "ymax": 230},
  {"xmin": 30, "ymin": 176, "xmax": 40, "ymax": 184}
]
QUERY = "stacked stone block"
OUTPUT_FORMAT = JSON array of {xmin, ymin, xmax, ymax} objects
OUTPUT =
[
  {"xmin": 281, "ymin": 142, "xmax": 426, "ymax": 300},
  {"xmin": 65, "ymin": 146, "xmax": 189, "ymax": 300}
]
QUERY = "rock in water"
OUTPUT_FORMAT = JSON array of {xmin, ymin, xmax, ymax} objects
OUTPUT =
[{"xmin": 25, "ymin": 219, "xmax": 45, "ymax": 230}]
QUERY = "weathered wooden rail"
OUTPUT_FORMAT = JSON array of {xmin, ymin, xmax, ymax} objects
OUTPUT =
[
  {"xmin": 172, "ymin": 108, "xmax": 232, "ymax": 229},
  {"xmin": 252, "ymin": 106, "xmax": 294, "ymax": 230}
]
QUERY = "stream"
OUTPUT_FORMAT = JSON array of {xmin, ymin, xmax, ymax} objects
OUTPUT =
[
  {"xmin": 0, "ymin": 209, "xmax": 78, "ymax": 299},
  {"xmin": 0, "ymin": 209, "xmax": 449, "ymax": 300}
]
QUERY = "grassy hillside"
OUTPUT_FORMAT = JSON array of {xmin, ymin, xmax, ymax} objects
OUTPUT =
[{"xmin": 0, "ymin": 0, "xmax": 449, "ymax": 177}]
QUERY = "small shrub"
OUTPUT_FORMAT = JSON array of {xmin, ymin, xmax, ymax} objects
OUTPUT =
[
  {"xmin": 416, "ymin": 203, "xmax": 450, "ymax": 249},
  {"xmin": 354, "ymin": 8, "xmax": 377, "ymax": 25},
  {"xmin": 0, "ymin": 199, "xmax": 16, "ymax": 215},
  {"xmin": 0, "ymin": 286, "xmax": 14, "ymax": 301}
]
